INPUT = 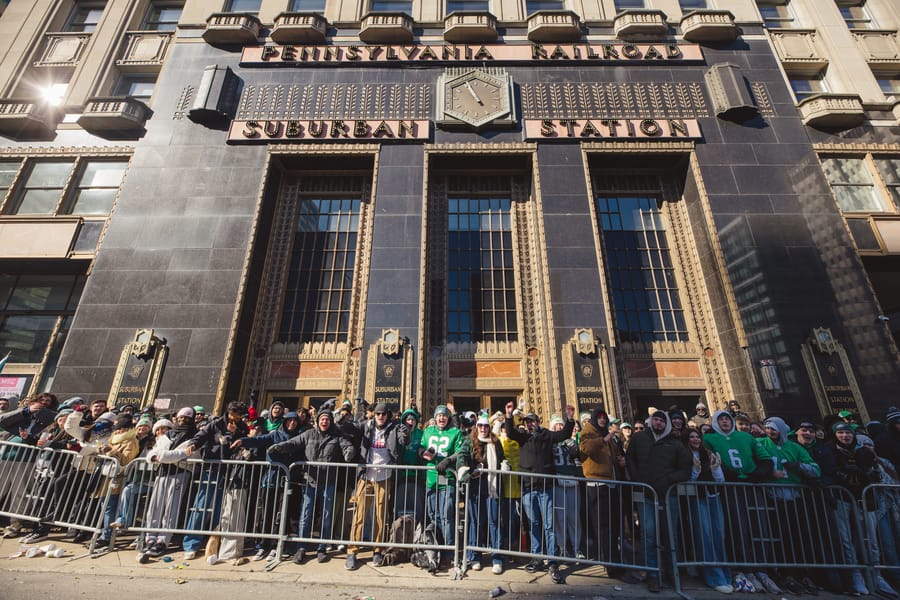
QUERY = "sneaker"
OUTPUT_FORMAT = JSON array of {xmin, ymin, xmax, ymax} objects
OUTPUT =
[
  {"xmin": 851, "ymin": 571, "xmax": 869, "ymax": 596},
  {"xmin": 206, "ymin": 554, "xmax": 219, "ymax": 565},
  {"xmin": 137, "ymin": 551, "xmax": 150, "ymax": 564},
  {"xmin": 316, "ymin": 550, "xmax": 328, "ymax": 563},
  {"xmin": 715, "ymin": 584, "xmax": 734, "ymax": 594},
  {"xmin": 3, "ymin": 525, "xmax": 21, "ymax": 538},
  {"xmin": 575, "ymin": 551, "xmax": 586, "ymax": 560},
  {"xmin": 292, "ymin": 549, "xmax": 306, "ymax": 565},
  {"xmin": 648, "ymin": 577, "xmax": 661, "ymax": 593},
  {"xmin": 371, "ymin": 552, "xmax": 384, "ymax": 567},
  {"xmin": 744, "ymin": 572, "xmax": 764, "ymax": 593},
  {"xmin": 877, "ymin": 575, "xmax": 899, "ymax": 598},
  {"xmin": 266, "ymin": 549, "xmax": 277, "ymax": 561},
  {"xmin": 345, "ymin": 554, "xmax": 358, "ymax": 571},
  {"xmin": 21, "ymin": 530, "xmax": 48, "ymax": 544},
  {"xmin": 756, "ymin": 572, "xmax": 782, "ymax": 595},
  {"xmin": 252, "ymin": 548, "xmax": 268, "ymax": 561},
  {"xmin": 94, "ymin": 538, "xmax": 110, "ymax": 549},
  {"xmin": 525, "ymin": 559, "xmax": 541, "ymax": 573},
  {"xmin": 549, "ymin": 564, "xmax": 564, "ymax": 584},
  {"xmin": 734, "ymin": 573, "xmax": 755, "ymax": 593},
  {"xmin": 147, "ymin": 542, "xmax": 166, "ymax": 557},
  {"xmin": 183, "ymin": 551, "xmax": 197, "ymax": 561},
  {"xmin": 492, "ymin": 562, "xmax": 503, "ymax": 575},
  {"xmin": 72, "ymin": 531, "xmax": 91, "ymax": 544},
  {"xmin": 469, "ymin": 561, "xmax": 482, "ymax": 571}
]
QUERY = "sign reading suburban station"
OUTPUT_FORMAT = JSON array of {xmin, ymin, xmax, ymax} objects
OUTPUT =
[{"xmin": 0, "ymin": 0, "xmax": 896, "ymax": 428}]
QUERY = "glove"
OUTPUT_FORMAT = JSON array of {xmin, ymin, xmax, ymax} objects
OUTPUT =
[
  {"xmin": 782, "ymin": 461, "xmax": 799, "ymax": 473},
  {"xmin": 709, "ymin": 452, "xmax": 722, "ymax": 469},
  {"xmin": 436, "ymin": 457, "xmax": 453, "ymax": 475},
  {"xmin": 856, "ymin": 448, "xmax": 876, "ymax": 470},
  {"xmin": 458, "ymin": 466, "xmax": 470, "ymax": 484},
  {"xmin": 500, "ymin": 459, "xmax": 511, "ymax": 472}
]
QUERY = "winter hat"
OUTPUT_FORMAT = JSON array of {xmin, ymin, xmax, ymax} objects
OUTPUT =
[
  {"xmin": 193, "ymin": 405, "xmax": 206, "ymax": 414},
  {"xmin": 137, "ymin": 414, "xmax": 152, "ymax": 428},
  {"xmin": 401, "ymin": 408, "xmax": 420, "ymax": 424},
  {"xmin": 114, "ymin": 414, "xmax": 133, "ymax": 431},
  {"xmin": 317, "ymin": 410, "xmax": 333, "ymax": 423},
  {"xmin": 669, "ymin": 409, "xmax": 687, "ymax": 423},
  {"xmin": 176, "ymin": 407, "xmax": 195, "ymax": 419},
  {"xmin": 549, "ymin": 415, "xmax": 564, "ymax": 427},
  {"xmin": 696, "ymin": 402, "xmax": 707, "ymax": 410},
  {"xmin": 284, "ymin": 411, "xmax": 299, "ymax": 420},
  {"xmin": 838, "ymin": 410, "xmax": 854, "ymax": 418},
  {"xmin": 434, "ymin": 405, "xmax": 450, "ymax": 417},
  {"xmin": 610, "ymin": 417, "xmax": 622, "ymax": 425},
  {"xmin": 886, "ymin": 407, "xmax": 900, "ymax": 425},
  {"xmin": 476, "ymin": 414, "xmax": 491, "ymax": 427},
  {"xmin": 271, "ymin": 400, "xmax": 285, "ymax": 410},
  {"xmin": 523, "ymin": 412, "xmax": 539, "ymax": 422},
  {"xmin": 855, "ymin": 433, "xmax": 875, "ymax": 448},
  {"xmin": 153, "ymin": 418, "xmax": 174, "ymax": 433},
  {"xmin": 247, "ymin": 406, "xmax": 258, "ymax": 420},
  {"xmin": 579, "ymin": 412, "xmax": 591, "ymax": 423},
  {"xmin": 61, "ymin": 397, "xmax": 84, "ymax": 409},
  {"xmin": 373, "ymin": 402, "xmax": 388, "ymax": 414},
  {"xmin": 621, "ymin": 422, "xmax": 633, "ymax": 430},
  {"xmin": 57, "ymin": 408, "xmax": 74, "ymax": 419},
  {"xmin": 97, "ymin": 412, "xmax": 116, "ymax": 423},
  {"xmin": 833, "ymin": 422, "xmax": 853, "ymax": 433},
  {"xmin": 93, "ymin": 420, "xmax": 113, "ymax": 436}
]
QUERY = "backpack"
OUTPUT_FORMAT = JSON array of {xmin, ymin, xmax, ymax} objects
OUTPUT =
[
  {"xmin": 409, "ymin": 522, "xmax": 439, "ymax": 572},
  {"xmin": 381, "ymin": 514, "xmax": 416, "ymax": 565}
]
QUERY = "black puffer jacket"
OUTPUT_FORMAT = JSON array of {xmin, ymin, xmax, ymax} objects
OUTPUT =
[{"xmin": 268, "ymin": 422, "xmax": 355, "ymax": 465}]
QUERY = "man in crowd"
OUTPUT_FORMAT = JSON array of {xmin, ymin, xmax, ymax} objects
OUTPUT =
[
  {"xmin": 345, "ymin": 402, "xmax": 410, "ymax": 569},
  {"xmin": 420, "ymin": 404, "xmax": 463, "ymax": 566},
  {"xmin": 690, "ymin": 403, "xmax": 711, "ymax": 428},
  {"xmin": 504, "ymin": 402, "xmax": 574, "ymax": 584},
  {"xmin": 579, "ymin": 407, "xmax": 619, "ymax": 565},
  {"xmin": 625, "ymin": 410, "xmax": 691, "ymax": 593}
]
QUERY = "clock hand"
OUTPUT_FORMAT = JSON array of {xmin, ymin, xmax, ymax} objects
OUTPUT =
[{"xmin": 464, "ymin": 81, "xmax": 483, "ymax": 105}]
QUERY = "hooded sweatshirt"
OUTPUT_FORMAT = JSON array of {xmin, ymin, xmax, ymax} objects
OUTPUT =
[
  {"xmin": 756, "ymin": 416, "xmax": 820, "ymax": 485},
  {"xmin": 625, "ymin": 411, "xmax": 692, "ymax": 495},
  {"xmin": 703, "ymin": 409, "xmax": 773, "ymax": 482},
  {"xmin": 579, "ymin": 407, "xmax": 618, "ymax": 480}
]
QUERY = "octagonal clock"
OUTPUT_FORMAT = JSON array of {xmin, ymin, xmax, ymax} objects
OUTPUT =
[{"xmin": 438, "ymin": 68, "xmax": 516, "ymax": 130}]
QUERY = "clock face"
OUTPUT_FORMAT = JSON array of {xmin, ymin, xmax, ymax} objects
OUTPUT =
[{"xmin": 443, "ymin": 70, "xmax": 511, "ymax": 128}]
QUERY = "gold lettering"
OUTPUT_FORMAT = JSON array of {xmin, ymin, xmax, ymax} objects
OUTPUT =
[
  {"xmin": 602, "ymin": 45, "xmax": 619, "ymax": 59},
  {"xmin": 347, "ymin": 45, "xmax": 361, "ymax": 60},
  {"xmin": 550, "ymin": 45, "xmax": 570, "ymax": 60},
  {"xmin": 263, "ymin": 120, "xmax": 281, "ymax": 137},
  {"xmin": 354, "ymin": 120, "xmax": 369, "ymax": 137},
  {"xmin": 441, "ymin": 45, "xmax": 459, "ymax": 60},
  {"xmin": 622, "ymin": 44, "xmax": 640, "ymax": 58},
  {"xmin": 419, "ymin": 45, "xmax": 438, "ymax": 60},
  {"xmin": 242, "ymin": 121, "xmax": 260, "ymax": 138},
  {"xmin": 639, "ymin": 119, "xmax": 661, "ymax": 136},
  {"xmin": 645, "ymin": 45, "xmax": 663, "ymax": 60},
  {"xmin": 307, "ymin": 120, "xmax": 325, "ymax": 137},
  {"xmin": 473, "ymin": 45, "xmax": 493, "ymax": 60},
  {"xmin": 373, "ymin": 120, "xmax": 395, "ymax": 138},
  {"xmin": 532, "ymin": 44, "xmax": 548, "ymax": 59},
  {"xmin": 261, "ymin": 45, "xmax": 277, "ymax": 61},
  {"xmin": 667, "ymin": 44, "xmax": 683, "ymax": 58},
  {"xmin": 366, "ymin": 46, "xmax": 383, "ymax": 60},
  {"xmin": 398, "ymin": 120, "xmax": 415, "ymax": 137},
  {"xmin": 580, "ymin": 119, "xmax": 601, "ymax": 137},
  {"xmin": 285, "ymin": 120, "xmax": 302, "ymax": 137},
  {"xmin": 330, "ymin": 120, "xmax": 348, "ymax": 138},
  {"xmin": 601, "ymin": 119, "xmax": 620, "ymax": 136},
  {"xmin": 668, "ymin": 119, "xmax": 688, "ymax": 137},
  {"xmin": 540, "ymin": 119, "xmax": 555, "ymax": 136},
  {"xmin": 560, "ymin": 119, "xmax": 577, "ymax": 137},
  {"xmin": 386, "ymin": 46, "xmax": 399, "ymax": 60},
  {"xmin": 281, "ymin": 45, "xmax": 297, "ymax": 61}
]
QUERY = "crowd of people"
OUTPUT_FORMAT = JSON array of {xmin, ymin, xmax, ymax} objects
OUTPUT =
[{"xmin": 0, "ymin": 392, "xmax": 898, "ymax": 596}]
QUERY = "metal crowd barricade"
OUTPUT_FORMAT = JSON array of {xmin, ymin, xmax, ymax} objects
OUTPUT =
[
  {"xmin": 460, "ymin": 468, "xmax": 662, "ymax": 579},
  {"xmin": 282, "ymin": 461, "xmax": 456, "ymax": 569},
  {"xmin": 120, "ymin": 457, "xmax": 291, "ymax": 564},
  {"xmin": 666, "ymin": 480, "xmax": 870, "ymax": 597},
  {"xmin": 0, "ymin": 439, "xmax": 120, "ymax": 552},
  {"xmin": 861, "ymin": 483, "xmax": 900, "ymax": 584}
]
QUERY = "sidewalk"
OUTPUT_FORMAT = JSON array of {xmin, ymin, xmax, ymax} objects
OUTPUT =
[{"xmin": 0, "ymin": 535, "xmax": 850, "ymax": 599}]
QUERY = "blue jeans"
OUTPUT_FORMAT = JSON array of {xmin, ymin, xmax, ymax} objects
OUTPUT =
[
  {"xmin": 466, "ymin": 478, "xmax": 501, "ymax": 564},
  {"xmin": 636, "ymin": 497, "xmax": 658, "ymax": 569},
  {"xmin": 297, "ymin": 481, "xmax": 335, "ymax": 553},
  {"xmin": 522, "ymin": 482, "xmax": 557, "ymax": 565},
  {"xmin": 183, "ymin": 469, "xmax": 223, "ymax": 552},
  {"xmin": 688, "ymin": 493, "xmax": 731, "ymax": 588},
  {"xmin": 100, "ymin": 494, "xmax": 119, "ymax": 541},
  {"xmin": 426, "ymin": 485, "xmax": 455, "ymax": 548}
]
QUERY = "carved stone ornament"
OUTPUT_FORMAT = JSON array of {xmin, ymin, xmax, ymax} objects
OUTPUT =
[
  {"xmin": 574, "ymin": 328, "xmax": 597, "ymax": 356},
  {"xmin": 381, "ymin": 328, "xmax": 403, "ymax": 356},
  {"xmin": 809, "ymin": 327, "xmax": 839, "ymax": 355}
]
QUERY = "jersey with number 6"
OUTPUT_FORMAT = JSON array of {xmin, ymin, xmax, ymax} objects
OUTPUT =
[
  {"xmin": 421, "ymin": 425, "xmax": 463, "ymax": 489},
  {"xmin": 703, "ymin": 430, "xmax": 771, "ymax": 480}
]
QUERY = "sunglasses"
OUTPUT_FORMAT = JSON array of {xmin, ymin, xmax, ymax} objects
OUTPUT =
[
  {"xmin": 374, "ymin": 412, "xmax": 386, "ymax": 416},
  {"xmin": 634, "ymin": 425, "xmax": 646, "ymax": 430}
]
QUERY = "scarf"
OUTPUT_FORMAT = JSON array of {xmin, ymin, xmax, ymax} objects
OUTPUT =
[{"xmin": 485, "ymin": 441, "xmax": 499, "ymax": 499}]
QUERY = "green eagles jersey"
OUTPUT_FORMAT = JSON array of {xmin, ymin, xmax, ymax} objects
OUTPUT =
[
  {"xmin": 421, "ymin": 425, "xmax": 463, "ymax": 488},
  {"xmin": 755, "ymin": 437, "xmax": 821, "ymax": 484},
  {"xmin": 703, "ymin": 430, "xmax": 771, "ymax": 479}
]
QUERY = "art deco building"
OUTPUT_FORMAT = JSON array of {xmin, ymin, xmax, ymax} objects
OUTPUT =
[{"xmin": 0, "ymin": 0, "xmax": 897, "ymax": 424}]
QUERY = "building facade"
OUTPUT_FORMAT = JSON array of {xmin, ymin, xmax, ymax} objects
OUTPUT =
[{"xmin": 0, "ymin": 0, "xmax": 897, "ymax": 423}]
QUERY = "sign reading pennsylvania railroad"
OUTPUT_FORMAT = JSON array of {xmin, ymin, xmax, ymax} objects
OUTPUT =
[{"xmin": 241, "ymin": 42, "xmax": 703, "ymax": 66}]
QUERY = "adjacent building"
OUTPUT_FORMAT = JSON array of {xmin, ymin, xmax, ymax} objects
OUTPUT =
[{"xmin": 0, "ymin": 0, "xmax": 897, "ymax": 425}]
